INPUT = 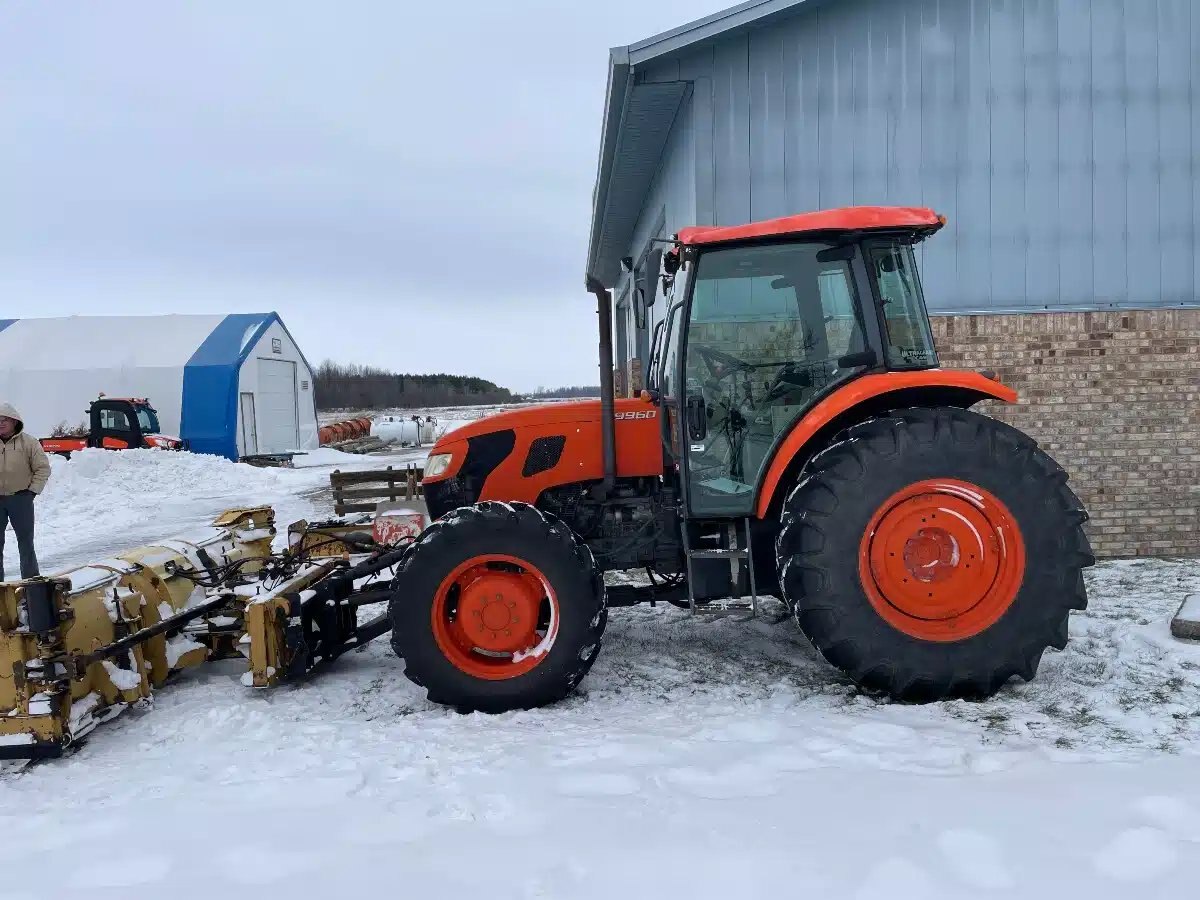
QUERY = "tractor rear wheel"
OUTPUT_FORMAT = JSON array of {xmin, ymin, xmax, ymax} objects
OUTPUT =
[
  {"xmin": 389, "ymin": 501, "xmax": 607, "ymax": 712},
  {"xmin": 775, "ymin": 406, "xmax": 1093, "ymax": 702}
]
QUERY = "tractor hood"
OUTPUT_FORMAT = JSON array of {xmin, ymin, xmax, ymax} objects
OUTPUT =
[
  {"xmin": 435, "ymin": 398, "xmax": 651, "ymax": 445},
  {"xmin": 421, "ymin": 396, "xmax": 664, "ymax": 518}
]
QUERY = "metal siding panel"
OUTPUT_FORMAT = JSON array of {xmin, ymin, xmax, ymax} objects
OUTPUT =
[
  {"xmin": 1125, "ymin": 0, "xmax": 1162, "ymax": 306},
  {"xmin": 681, "ymin": 49, "xmax": 717, "ymax": 227},
  {"xmin": 785, "ymin": 13, "xmax": 822, "ymax": 213},
  {"xmin": 1195, "ymin": 0, "xmax": 1200, "ymax": 304},
  {"xmin": 1158, "ymin": 0, "xmax": 1194, "ymax": 304},
  {"xmin": 712, "ymin": 36, "xmax": 752, "ymax": 224},
  {"xmin": 1091, "ymin": 0, "xmax": 1129, "ymax": 306},
  {"xmin": 1024, "ymin": 0, "xmax": 1061, "ymax": 308},
  {"xmin": 866, "ymin": 2, "xmax": 899, "ymax": 205},
  {"xmin": 1056, "ymin": 0, "xmax": 1095, "ymax": 306},
  {"xmin": 917, "ymin": 0, "xmax": 960, "ymax": 306},
  {"xmin": 846, "ymin": 1, "xmax": 874, "ymax": 207},
  {"xmin": 816, "ymin": 6, "xmax": 854, "ymax": 208},
  {"xmin": 643, "ymin": 58, "xmax": 681, "ymax": 83},
  {"xmin": 890, "ymin": 2, "xmax": 924, "ymax": 212},
  {"xmin": 860, "ymin": 2, "xmax": 894, "ymax": 208},
  {"xmin": 989, "ymin": 0, "xmax": 1028, "ymax": 308},
  {"xmin": 953, "ymin": 0, "xmax": 994, "ymax": 310},
  {"xmin": 944, "ymin": 0, "xmax": 972, "ymax": 306},
  {"xmin": 673, "ymin": 96, "xmax": 698, "ymax": 229},
  {"xmin": 748, "ymin": 27, "xmax": 789, "ymax": 220}
]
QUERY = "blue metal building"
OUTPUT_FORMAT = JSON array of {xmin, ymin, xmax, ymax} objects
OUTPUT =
[{"xmin": 586, "ymin": 0, "xmax": 1199, "ymax": 379}]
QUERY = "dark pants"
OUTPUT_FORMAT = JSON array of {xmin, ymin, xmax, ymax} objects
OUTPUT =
[{"xmin": 0, "ymin": 491, "xmax": 39, "ymax": 583}]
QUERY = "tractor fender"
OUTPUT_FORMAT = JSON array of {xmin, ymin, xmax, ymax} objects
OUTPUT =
[{"xmin": 754, "ymin": 370, "xmax": 1017, "ymax": 520}]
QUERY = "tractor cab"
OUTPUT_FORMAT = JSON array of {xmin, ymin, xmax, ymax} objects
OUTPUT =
[
  {"xmin": 645, "ymin": 206, "xmax": 944, "ymax": 518},
  {"xmin": 88, "ymin": 396, "xmax": 180, "ymax": 449}
]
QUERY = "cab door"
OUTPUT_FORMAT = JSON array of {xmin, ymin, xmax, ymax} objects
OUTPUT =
[{"xmin": 678, "ymin": 241, "xmax": 870, "ymax": 518}]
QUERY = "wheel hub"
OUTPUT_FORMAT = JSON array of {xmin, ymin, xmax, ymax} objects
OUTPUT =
[
  {"xmin": 457, "ymin": 569, "xmax": 541, "ymax": 653},
  {"xmin": 902, "ymin": 527, "xmax": 959, "ymax": 584},
  {"xmin": 859, "ymin": 479, "xmax": 1026, "ymax": 641},
  {"xmin": 430, "ymin": 554, "xmax": 560, "ymax": 680}
]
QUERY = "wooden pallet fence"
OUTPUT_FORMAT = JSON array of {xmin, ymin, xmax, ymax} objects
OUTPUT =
[{"xmin": 330, "ymin": 464, "xmax": 424, "ymax": 515}]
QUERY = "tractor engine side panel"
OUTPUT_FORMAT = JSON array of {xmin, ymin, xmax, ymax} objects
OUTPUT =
[{"xmin": 424, "ymin": 408, "xmax": 664, "ymax": 520}]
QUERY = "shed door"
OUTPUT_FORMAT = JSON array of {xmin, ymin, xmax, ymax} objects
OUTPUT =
[
  {"xmin": 256, "ymin": 358, "xmax": 298, "ymax": 454},
  {"xmin": 239, "ymin": 392, "xmax": 258, "ymax": 456}
]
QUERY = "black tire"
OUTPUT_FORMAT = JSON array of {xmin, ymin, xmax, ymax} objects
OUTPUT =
[
  {"xmin": 775, "ymin": 406, "xmax": 1094, "ymax": 702},
  {"xmin": 389, "ymin": 500, "xmax": 607, "ymax": 712}
]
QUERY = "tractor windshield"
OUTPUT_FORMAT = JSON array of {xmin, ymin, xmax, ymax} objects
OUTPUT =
[
  {"xmin": 135, "ymin": 406, "xmax": 161, "ymax": 434},
  {"xmin": 681, "ymin": 241, "xmax": 868, "ymax": 515},
  {"xmin": 866, "ymin": 239, "xmax": 938, "ymax": 369}
]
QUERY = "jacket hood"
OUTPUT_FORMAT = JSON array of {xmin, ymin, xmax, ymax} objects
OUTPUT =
[{"xmin": 0, "ymin": 402, "xmax": 25, "ymax": 433}]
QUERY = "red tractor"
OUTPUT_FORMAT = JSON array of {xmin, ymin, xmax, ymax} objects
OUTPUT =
[
  {"xmin": 389, "ymin": 207, "xmax": 1093, "ymax": 712},
  {"xmin": 39, "ymin": 396, "xmax": 185, "ymax": 457}
]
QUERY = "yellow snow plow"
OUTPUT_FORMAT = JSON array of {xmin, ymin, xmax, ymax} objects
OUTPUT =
[{"xmin": 0, "ymin": 506, "xmax": 418, "ymax": 760}]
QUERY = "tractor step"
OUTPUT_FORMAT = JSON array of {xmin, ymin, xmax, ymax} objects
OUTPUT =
[{"xmin": 682, "ymin": 518, "xmax": 759, "ymax": 617}]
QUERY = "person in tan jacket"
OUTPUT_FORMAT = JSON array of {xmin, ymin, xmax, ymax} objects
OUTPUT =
[{"xmin": 0, "ymin": 402, "xmax": 52, "ymax": 582}]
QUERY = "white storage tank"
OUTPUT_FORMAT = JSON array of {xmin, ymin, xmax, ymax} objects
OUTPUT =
[{"xmin": 372, "ymin": 414, "xmax": 436, "ymax": 446}]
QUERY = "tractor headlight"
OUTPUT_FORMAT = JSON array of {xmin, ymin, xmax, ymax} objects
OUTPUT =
[{"xmin": 424, "ymin": 452, "xmax": 453, "ymax": 479}]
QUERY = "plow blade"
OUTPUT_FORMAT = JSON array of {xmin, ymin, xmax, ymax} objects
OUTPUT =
[{"xmin": 1, "ymin": 509, "xmax": 411, "ymax": 761}]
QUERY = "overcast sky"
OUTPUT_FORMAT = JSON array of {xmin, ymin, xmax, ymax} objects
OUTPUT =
[{"xmin": 1, "ymin": 1, "xmax": 728, "ymax": 391}]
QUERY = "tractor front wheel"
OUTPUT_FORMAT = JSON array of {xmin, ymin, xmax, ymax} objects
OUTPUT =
[
  {"xmin": 389, "ymin": 501, "xmax": 607, "ymax": 712},
  {"xmin": 776, "ymin": 407, "xmax": 1094, "ymax": 702}
]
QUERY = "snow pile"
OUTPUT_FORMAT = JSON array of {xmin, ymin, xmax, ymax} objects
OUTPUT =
[
  {"xmin": 16, "ymin": 449, "xmax": 323, "ymax": 575},
  {"xmin": 42, "ymin": 447, "xmax": 296, "ymax": 506}
]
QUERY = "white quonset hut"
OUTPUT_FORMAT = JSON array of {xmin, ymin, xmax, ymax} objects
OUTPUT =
[{"xmin": 0, "ymin": 313, "xmax": 317, "ymax": 460}]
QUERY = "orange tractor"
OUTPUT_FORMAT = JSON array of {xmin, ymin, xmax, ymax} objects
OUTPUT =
[
  {"xmin": 39, "ymin": 396, "xmax": 185, "ymax": 457},
  {"xmin": 392, "ymin": 206, "xmax": 1093, "ymax": 712}
]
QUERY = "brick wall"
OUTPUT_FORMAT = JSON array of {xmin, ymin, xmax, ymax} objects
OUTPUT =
[{"xmin": 930, "ymin": 309, "xmax": 1200, "ymax": 559}]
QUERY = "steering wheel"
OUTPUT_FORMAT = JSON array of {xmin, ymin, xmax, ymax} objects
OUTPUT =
[
  {"xmin": 762, "ymin": 361, "xmax": 820, "ymax": 405},
  {"xmin": 694, "ymin": 344, "xmax": 753, "ymax": 379}
]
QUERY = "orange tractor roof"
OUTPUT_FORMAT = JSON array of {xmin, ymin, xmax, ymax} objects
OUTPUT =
[{"xmin": 676, "ymin": 206, "xmax": 944, "ymax": 247}]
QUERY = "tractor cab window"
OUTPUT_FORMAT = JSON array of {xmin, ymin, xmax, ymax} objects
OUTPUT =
[
  {"xmin": 682, "ymin": 242, "xmax": 867, "ymax": 516},
  {"xmin": 868, "ymin": 240, "xmax": 938, "ymax": 369},
  {"xmin": 99, "ymin": 408, "xmax": 132, "ymax": 432},
  {"xmin": 135, "ymin": 406, "xmax": 160, "ymax": 433},
  {"xmin": 658, "ymin": 301, "xmax": 684, "ymax": 400}
]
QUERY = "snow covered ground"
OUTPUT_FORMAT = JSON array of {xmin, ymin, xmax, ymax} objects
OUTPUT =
[{"xmin": 3, "ymin": 444, "xmax": 1200, "ymax": 898}]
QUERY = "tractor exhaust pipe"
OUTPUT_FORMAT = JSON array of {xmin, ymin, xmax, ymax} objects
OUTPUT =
[{"xmin": 587, "ymin": 275, "xmax": 617, "ymax": 499}]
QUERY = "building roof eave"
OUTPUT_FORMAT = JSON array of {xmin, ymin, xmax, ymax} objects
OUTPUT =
[{"xmin": 585, "ymin": 0, "xmax": 824, "ymax": 288}]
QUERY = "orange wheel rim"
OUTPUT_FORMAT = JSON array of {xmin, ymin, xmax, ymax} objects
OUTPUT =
[
  {"xmin": 858, "ymin": 479, "xmax": 1025, "ymax": 642},
  {"xmin": 431, "ymin": 554, "xmax": 559, "ymax": 679}
]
